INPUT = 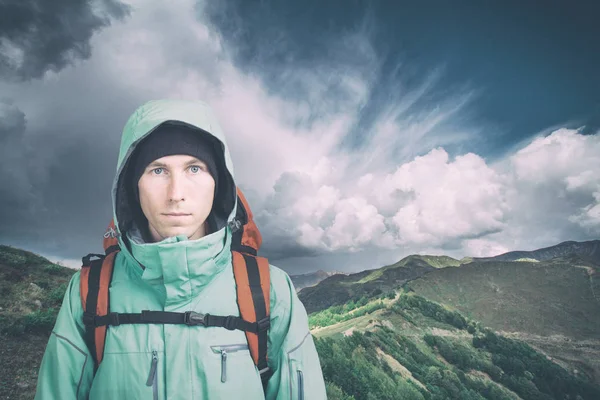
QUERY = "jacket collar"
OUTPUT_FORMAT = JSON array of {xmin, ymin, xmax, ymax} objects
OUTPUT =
[{"xmin": 124, "ymin": 224, "xmax": 232, "ymax": 309}]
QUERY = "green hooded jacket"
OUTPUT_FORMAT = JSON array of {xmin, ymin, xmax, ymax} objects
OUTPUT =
[{"xmin": 34, "ymin": 99, "xmax": 327, "ymax": 399}]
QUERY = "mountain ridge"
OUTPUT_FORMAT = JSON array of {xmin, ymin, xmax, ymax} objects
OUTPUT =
[
  {"xmin": 471, "ymin": 239, "xmax": 600, "ymax": 264},
  {"xmin": 289, "ymin": 269, "xmax": 346, "ymax": 292},
  {"xmin": 298, "ymin": 239, "xmax": 600, "ymax": 388},
  {"xmin": 2, "ymin": 239, "xmax": 600, "ymax": 399}
]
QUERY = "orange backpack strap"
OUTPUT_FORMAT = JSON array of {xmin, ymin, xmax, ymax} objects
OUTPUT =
[
  {"xmin": 230, "ymin": 188, "xmax": 262, "ymax": 256},
  {"xmin": 232, "ymin": 253, "xmax": 271, "ymax": 383},
  {"xmin": 79, "ymin": 220, "xmax": 120, "ymax": 372},
  {"xmin": 231, "ymin": 188, "xmax": 273, "ymax": 388}
]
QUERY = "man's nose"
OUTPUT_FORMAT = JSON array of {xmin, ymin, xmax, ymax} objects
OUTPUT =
[{"xmin": 167, "ymin": 173, "xmax": 185, "ymax": 202}]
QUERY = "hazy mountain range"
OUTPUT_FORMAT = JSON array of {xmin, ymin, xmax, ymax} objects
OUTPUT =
[
  {"xmin": 300, "ymin": 239, "xmax": 600, "ymax": 398},
  {"xmin": 290, "ymin": 269, "xmax": 347, "ymax": 291}
]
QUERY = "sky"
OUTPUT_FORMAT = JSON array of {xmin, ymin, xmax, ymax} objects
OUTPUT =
[{"xmin": 0, "ymin": 0, "xmax": 599, "ymax": 275}]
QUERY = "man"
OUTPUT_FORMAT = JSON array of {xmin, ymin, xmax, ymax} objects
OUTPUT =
[{"xmin": 34, "ymin": 99, "xmax": 327, "ymax": 399}]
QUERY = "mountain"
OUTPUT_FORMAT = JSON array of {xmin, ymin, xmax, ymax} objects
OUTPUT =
[
  {"xmin": 298, "ymin": 255, "xmax": 461, "ymax": 314},
  {"xmin": 405, "ymin": 255, "xmax": 600, "ymax": 384},
  {"xmin": 387, "ymin": 255, "xmax": 462, "ymax": 269},
  {"xmin": 3, "ymin": 241, "xmax": 600, "ymax": 399},
  {"xmin": 299, "ymin": 240, "xmax": 600, "ymax": 391},
  {"xmin": 311, "ymin": 289, "xmax": 600, "ymax": 400},
  {"xmin": 406, "ymin": 255, "xmax": 600, "ymax": 339},
  {"xmin": 289, "ymin": 269, "xmax": 344, "ymax": 292},
  {"xmin": 472, "ymin": 240, "xmax": 600, "ymax": 264}
]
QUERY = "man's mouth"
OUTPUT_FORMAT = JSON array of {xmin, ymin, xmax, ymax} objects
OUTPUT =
[{"xmin": 164, "ymin": 213, "xmax": 191, "ymax": 217}]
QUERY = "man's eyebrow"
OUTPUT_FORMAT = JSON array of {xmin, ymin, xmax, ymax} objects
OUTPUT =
[
  {"xmin": 145, "ymin": 159, "xmax": 205, "ymax": 169},
  {"xmin": 146, "ymin": 161, "xmax": 167, "ymax": 168},
  {"xmin": 184, "ymin": 158, "xmax": 205, "ymax": 166}
]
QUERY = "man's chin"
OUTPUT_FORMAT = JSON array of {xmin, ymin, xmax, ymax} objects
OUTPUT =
[
  {"xmin": 151, "ymin": 222, "xmax": 205, "ymax": 241},
  {"xmin": 165, "ymin": 231, "xmax": 190, "ymax": 238}
]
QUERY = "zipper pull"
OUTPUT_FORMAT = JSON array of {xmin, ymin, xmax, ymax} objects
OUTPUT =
[
  {"xmin": 146, "ymin": 350, "xmax": 158, "ymax": 386},
  {"xmin": 228, "ymin": 219, "xmax": 242, "ymax": 232},
  {"xmin": 221, "ymin": 350, "xmax": 228, "ymax": 383},
  {"xmin": 103, "ymin": 226, "xmax": 118, "ymax": 238}
]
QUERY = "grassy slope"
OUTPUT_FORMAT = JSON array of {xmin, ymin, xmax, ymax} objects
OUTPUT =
[
  {"xmin": 3, "ymin": 243, "xmax": 600, "ymax": 399},
  {"xmin": 299, "ymin": 255, "xmax": 461, "ymax": 314},
  {"xmin": 405, "ymin": 258, "xmax": 600, "ymax": 339},
  {"xmin": 356, "ymin": 255, "xmax": 461, "ymax": 284},
  {"xmin": 0, "ymin": 245, "xmax": 76, "ymax": 400},
  {"xmin": 314, "ymin": 291, "xmax": 600, "ymax": 400},
  {"xmin": 406, "ymin": 257, "xmax": 600, "ymax": 383}
]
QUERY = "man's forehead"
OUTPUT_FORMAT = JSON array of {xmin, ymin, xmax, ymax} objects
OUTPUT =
[{"xmin": 147, "ymin": 155, "xmax": 205, "ymax": 167}]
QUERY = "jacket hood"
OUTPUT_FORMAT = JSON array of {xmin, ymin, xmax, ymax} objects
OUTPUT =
[{"xmin": 111, "ymin": 99, "xmax": 238, "ymax": 293}]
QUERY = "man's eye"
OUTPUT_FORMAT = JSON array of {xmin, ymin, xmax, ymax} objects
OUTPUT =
[
  {"xmin": 190, "ymin": 165, "xmax": 202, "ymax": 173},
  {"xmin": 152, "ymin": 168, "xmax": 164, "ymax": 175}
]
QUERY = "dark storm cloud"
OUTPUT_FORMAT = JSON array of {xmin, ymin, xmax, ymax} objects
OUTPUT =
[
  {"xmin": 0, "ymin": 97, "xmax": 120, "ymax": 257},
  {"xmin": 0, "ymin": 1, "xmax": 233, "ymax": 263},
  {"xmin": 0, "ymin": 59, "xmax": 146, "ymax": 259},
  {"xmin": 30, "ymin": 135, "xmax": 117, "ymax": 255},
  {"xmin": 0, "ymin": 1, "xmax": 597, "ymax": 273},
  {"xmin": 0, "ymin": 0, "xmax": 130, "ymax": 81},
  {"xmin": 0, "ymin": 100, "xmax": 25, "ymax": 135},
  {"xmin": 0, "ymin": 101, "xmax": 32, "ymax": 228},
  {"xmin": 203, "ymin": 0, "xmax": 600, "ymax": 160}
]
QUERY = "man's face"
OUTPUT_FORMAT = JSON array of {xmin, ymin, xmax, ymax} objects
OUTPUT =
[{"xmin": 137, "ymin": 154, "xmax": 215, "ymax": 242}]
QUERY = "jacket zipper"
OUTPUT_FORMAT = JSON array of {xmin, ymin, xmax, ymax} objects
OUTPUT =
[
  {"xmin": 146, "ymin": 350, "xmax": 158, "ymax": 400},
  {"xmin": 210, "ymin": 344, "xmax": 249, "ymax": 383},
  {"xmin": 297, "ymin": 370, "xmax": 304, "ymax": 400},
  {"xmin": 221, "ymin": 351, "xmax": 228, "ymax": 383}
]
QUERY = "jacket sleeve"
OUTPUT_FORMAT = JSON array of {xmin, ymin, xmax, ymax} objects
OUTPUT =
[
  {"xmin": 264, "ymin": 267, "xmax": 327, "ymax": 400},
  {"xmin": 34, "ymin": 271, "xmax": 95, "ymax": 400}
]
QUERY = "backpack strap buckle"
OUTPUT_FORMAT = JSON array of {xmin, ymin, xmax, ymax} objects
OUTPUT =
[
  {"xmin": 83, "ymin": 312, "xmax": 96, "ymax": 327},
  {"xmin": 184, "ymin": 311, "xmax": 206, "ymax": 326},
  {"xmin": 81, "ymin": 253, "xmax": 105, "ymax": 267},
  {"xmin": 257, "ymin": 316, "xmax": 270, "ymax": 332},
  {"xmin": 223, "ymin": 315, "xmax": 238, "ymax": 330},
  {"xmin": 109, "ymin": 312, "xmax": 120, "ymax": 326}
]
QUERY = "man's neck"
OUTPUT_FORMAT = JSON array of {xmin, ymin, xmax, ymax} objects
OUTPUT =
[{"xmin": 147, "ymin": 222, "xmax": 208, "ymax": 242}]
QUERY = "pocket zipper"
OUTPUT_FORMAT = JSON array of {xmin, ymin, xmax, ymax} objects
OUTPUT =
[
  {"xmin": 146, "ymin": 350, "xmax": 158, "ymax": 400},
  {"xmin": 221, "ymin": 351, "xmax": 228, "ymax": 383},
  {"xmin": 297, "ymin": 370, "xmax": 304, "ymax": 400},
  {"xmin": 210, "ymin": 344, "xmax": 249, "ymax": 383}
]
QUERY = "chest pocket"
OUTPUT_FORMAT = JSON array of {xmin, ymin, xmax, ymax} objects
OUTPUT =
[
  {"xmin": 88, "ymin": 350, "xmax": 161, "ymax": 400},
  {"xmin": 211, "ymin": 343, "xmax": 251, "ymax": 383},
  {"xmin": 202, "ymin": 342, "xmax": 264, "ymax": 397}
]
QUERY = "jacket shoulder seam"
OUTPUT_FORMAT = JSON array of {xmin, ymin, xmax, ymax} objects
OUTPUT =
[
  {"xmin": 51, "ymin": 331, "xmax": 86, "ymax": 356},
  {"xmin": 51, "ymin": 331, "xmax": 89, "ymax": 399},
  {"xmin": 287, "ymin": 331, "xmax": 311, "ymax": 356}
]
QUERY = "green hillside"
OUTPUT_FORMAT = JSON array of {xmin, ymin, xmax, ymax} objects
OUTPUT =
[
  {"xmin": 2, "ymin": 243, "xmax": 600, "ymax": 399},
  {"xmin": 299, "ymin": 254, "xmax": 460, "ymax": 314},
  {"xmin": 314, "ymin": 291, "xmax": 600, "ymax": 400},
  {"xmin": 406, "ymin": 256, "xmax": 600, "ymax": 384},
  {"xmin": 0, "ymin": 245, "xmax": 76, "ymax": 399},
  {"xmin": 389, "ymin": 255, "xmax": 462, "ymax": 269}
]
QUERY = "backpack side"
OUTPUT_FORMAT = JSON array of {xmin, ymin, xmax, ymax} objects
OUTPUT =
[
  {"xmin": 231, "ymin": 188, "xmax": 273, "ymax": 386},
  {"xmin": 79, "ymin": 220, "xmax": 120, "ymax": 372}
]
